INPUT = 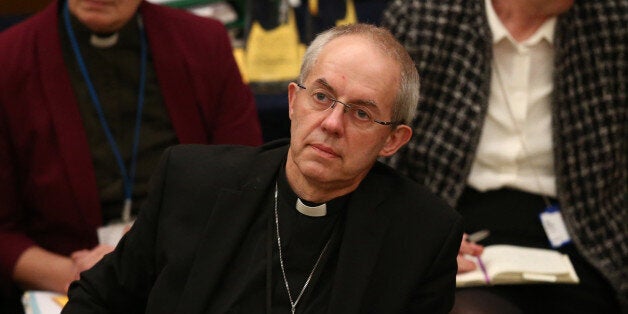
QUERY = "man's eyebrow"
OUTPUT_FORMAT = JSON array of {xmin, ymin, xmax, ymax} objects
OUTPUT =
[
  {"xmin": 314, "ymin": 78, "xmax": 335, "ymax": 93},
  {"xmin": 352, "ymin": 99, "xmax": 378, "ymax": 108},
  {"xmin": 313, "ymin": 78, "xmax": 379, "ymax": 108}
]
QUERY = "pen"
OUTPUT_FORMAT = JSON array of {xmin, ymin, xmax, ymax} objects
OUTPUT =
[
  {"xmin": 467, "ymin": 229, "xmax": 490, "ymax": 243},
  {"xmin": 476, "ymin": 256, "xmax": 490, "ymax": 284}
]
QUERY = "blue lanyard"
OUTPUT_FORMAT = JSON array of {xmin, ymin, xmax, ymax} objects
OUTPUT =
[{"xmin": 63, "ymin": 1, "xmax": 147, "ymax": 222}]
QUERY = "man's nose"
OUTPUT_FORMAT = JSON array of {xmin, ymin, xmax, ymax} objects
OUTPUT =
[{"xmin": 320, "ymin": 101, "xmax": 347, "ymax": 136}]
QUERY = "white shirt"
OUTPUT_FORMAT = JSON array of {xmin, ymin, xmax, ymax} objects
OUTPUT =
[{"xmin": 467, "ymin": 0, "xmax": 557, "ymax": 197}]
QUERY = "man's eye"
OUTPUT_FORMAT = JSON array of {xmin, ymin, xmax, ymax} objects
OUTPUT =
[
  {"xmin": 313, "ymin": 92, "xmax": 330, "ymax": 103},
  {"xmin": 354, "ymin": 108, "xmax": 372, "ymax": 121}
]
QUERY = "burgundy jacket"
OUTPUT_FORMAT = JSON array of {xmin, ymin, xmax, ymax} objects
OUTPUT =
[{"xmin": 0, "ymin": 0, "xmax": 262, "ymax": 290}]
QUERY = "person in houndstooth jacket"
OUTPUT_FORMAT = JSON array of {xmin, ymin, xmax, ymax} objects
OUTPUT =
[{"xmin": 383, "ymin": 0, "xmax": 626, "ymax": 312}]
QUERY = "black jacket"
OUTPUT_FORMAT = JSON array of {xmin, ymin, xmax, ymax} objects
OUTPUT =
[{"xmin": 63, "ymin": 140, "xmax": 463, "ymax": 313}]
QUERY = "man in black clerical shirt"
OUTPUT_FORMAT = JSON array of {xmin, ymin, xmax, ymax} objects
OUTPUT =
[{"xmin": 62, "ymin": 23, "xmax": 463, "ymax": 314}]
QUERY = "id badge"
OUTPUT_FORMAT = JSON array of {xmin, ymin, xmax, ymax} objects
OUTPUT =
[
  {"xmin": 97, "ymin": 221, "xmax": 133, "ymax": 247},
  {"xmin": 539, "ymin": 204, "xmax": 571, "ymax": 248}
]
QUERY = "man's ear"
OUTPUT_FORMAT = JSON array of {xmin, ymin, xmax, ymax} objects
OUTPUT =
[
  {"xmin": 379, "ymin": 124, "xmax": 412, "ymax": 157},
  {"xmin": 287, "ymin": 82, "xmax": 298, "ymax": 120}
]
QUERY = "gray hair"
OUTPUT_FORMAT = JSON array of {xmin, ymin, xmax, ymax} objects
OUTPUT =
[{"xmin": 298, "ymin": 23, "xmax": 419, "ymax": 125}]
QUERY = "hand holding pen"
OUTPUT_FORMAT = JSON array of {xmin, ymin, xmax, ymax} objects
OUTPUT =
[{"xmin": 457, "ymin": 229, "xmax": 489, "ymax": 273}]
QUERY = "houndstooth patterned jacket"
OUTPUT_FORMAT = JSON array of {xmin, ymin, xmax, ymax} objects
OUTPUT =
[{"xmin": 382, "ymin": 0, "xmax": 627, "ymax": 306}]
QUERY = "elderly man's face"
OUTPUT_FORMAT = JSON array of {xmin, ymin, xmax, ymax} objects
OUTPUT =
[
  {"xmin": 286, "ymin": 35, "xmax": 411, "ymax": 197},
  {"xmin": 68, "ymin": 0, "xmax": 142, "ymax": 33}
]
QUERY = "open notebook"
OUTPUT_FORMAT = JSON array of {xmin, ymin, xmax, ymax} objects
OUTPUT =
[
  {"xmin": 456, "ymin": 245, "xmax": 579, "ymax": 287},
  {"xmin": 22, "ymin": 290, "xmax": 67, "ymax": 314}
]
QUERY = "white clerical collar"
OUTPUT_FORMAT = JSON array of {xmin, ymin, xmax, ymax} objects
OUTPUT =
[
  {"xmin": 90, "ymin": 32, "xmax": 119, "ymax": 48},
  {"xmin": 296, "ymin": 198, "xmax": 327, "ymax": 217}
]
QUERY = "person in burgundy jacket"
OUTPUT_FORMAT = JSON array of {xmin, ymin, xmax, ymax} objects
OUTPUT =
[{"xmin": 0, "ymin": 0, "xmax": 262, "ymax": 311}]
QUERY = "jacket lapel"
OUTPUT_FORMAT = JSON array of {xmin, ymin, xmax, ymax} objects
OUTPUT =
[
  {"xmin": 328, "ymin": 167, "xmax": 393, "ymax": 313},
  {"xmin": 175, "ymin": 144, "xmax": 288, "ymax": 313}
]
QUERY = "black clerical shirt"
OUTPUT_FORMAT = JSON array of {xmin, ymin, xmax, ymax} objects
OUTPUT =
[
  {"xmin": 207, "ymin": 163, "xmax": 349, "ymax": 313},
  {"xmin": 59, "ymin": 12, "xmax": 177, "ymax": 224}
]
